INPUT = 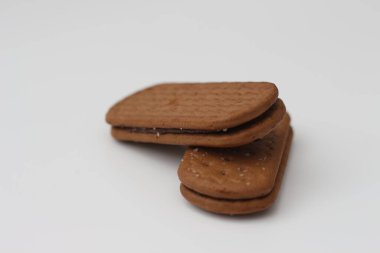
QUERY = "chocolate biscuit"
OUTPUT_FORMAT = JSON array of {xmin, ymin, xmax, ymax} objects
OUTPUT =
[
  {"xmin": 178, "ymin": 115, "xmax": 292, "ymax": 215},
  {"xmin": 107, "ymin": 82, "xmax": 286, "ymax": 147}
]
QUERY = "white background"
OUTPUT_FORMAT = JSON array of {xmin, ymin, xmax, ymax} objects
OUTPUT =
[{"xmin": 1, "ymin": 0, "xmax": 379, "ymax": 252}]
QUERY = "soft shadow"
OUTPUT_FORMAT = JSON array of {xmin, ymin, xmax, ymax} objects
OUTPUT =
[
  {"xmin": 113, "ymin": 139, "xmax": 186, "ymax": 165},
  {"xmin": 182, "ymin": 200, "xmax": 281, "ymax": 222}
]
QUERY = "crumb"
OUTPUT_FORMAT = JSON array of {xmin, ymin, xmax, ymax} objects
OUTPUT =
[
  {"xmin": 193, "ymin": 148, "xmax": 199, "ymax": 152},
  {"xmin": 239, "ymin": 173, "xmax": 244, "ymax": 177},
  {"xmin": 156, "ymin": 132, "xmax": 160, "ymax": 137},
  {"xmin": 195, "ymin": 174, "xmax": 200, "ymax": 177},
  {"xmin": 222, "ymin": 128, "xmax": 228, "ymax": 132}
]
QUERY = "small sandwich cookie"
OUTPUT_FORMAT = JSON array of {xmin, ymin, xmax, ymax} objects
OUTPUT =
[
  {"xmin": 178, "ymin": 114, "xmax": 293, "ymax": 215},
  {"xmin": 106, "ymin": 82, "xmax": 286, "ymax": 148}
]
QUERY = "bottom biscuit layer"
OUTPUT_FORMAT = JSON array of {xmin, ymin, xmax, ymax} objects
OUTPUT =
[{"xmin": 180, "ymin": 128, "xmax": 293, "ymax": 215}]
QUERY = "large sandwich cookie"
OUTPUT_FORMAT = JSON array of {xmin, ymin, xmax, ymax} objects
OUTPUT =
[
  {"xmin": 178, "ymin": 115, "xmax": 293, "ymax": 215},
  {"xmin": 106, "ymin": 82, "xmax": 286, "ymax": 148}
]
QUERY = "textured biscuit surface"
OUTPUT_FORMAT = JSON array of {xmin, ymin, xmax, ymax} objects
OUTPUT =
[
  {"xmin": 178, "ymin": 116, "xmax": 292, "ymax": 214},
  {"xmin": 106, "ymin": 82, "xmax": 278, "ymax": 131},
  {"xmin": 111, "ymin": 99, "xmax": 286, "ymax": 148},
  {"xmin": 179, "ymin": 127, "xmax": 292, "ymax": 215},
  {"xmin": 178, "ymin": 114, "xmax": 290, "ymax": 199}
]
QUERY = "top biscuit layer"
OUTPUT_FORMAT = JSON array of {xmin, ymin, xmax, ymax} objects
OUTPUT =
[{"xmin": 106, "ymin": 82, "xmax": 278, "ymax": 131}]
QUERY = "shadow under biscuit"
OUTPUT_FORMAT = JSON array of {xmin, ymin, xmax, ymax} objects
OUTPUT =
[
  {"xmin": 180, "ymin": 193, "xmax": 280, "ymax": 221},
  {"xmin": 114, "ymin": 140, "xmax": 187, "ymax": 167}
]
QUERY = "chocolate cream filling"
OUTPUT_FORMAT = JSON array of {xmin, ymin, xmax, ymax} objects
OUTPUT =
[{"xmin": 113, "ymin": 99, "xmax": 282, "ymax": 135}]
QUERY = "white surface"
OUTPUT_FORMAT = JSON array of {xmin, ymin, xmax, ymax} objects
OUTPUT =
[{"xmin": 1, "ymin": 0, "xmax": 380, "ymax": 252}]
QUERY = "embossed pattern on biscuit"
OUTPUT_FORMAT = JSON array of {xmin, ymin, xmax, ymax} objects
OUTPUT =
[{"xmin": 106, "ymin": 82, "xmax": 278, "ymax": 130}]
